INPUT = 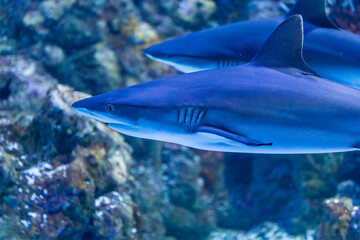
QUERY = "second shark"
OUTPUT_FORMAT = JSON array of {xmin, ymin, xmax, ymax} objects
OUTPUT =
[{"xmin": 145, "ymin": 0, "xmax": 360, "ymax": 89}]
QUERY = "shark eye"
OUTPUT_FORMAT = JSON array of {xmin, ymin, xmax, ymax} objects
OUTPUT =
[{"xmin": 106, "ymin": 104, "xmax": 115, "ymax": 113}]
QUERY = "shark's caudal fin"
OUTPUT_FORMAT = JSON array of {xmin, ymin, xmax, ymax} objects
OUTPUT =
[
  {"xmin": 250, "ymin": 15, "xmax": 318, "ymax": 76},
  {"xmin": 286, "ymin": 0, "xmax": 338, "ymax": 29}
]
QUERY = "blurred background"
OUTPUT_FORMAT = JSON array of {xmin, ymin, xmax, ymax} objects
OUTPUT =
[{"xmin": 0, "ymin": 0, "xmax": 360, "ymax": 239}]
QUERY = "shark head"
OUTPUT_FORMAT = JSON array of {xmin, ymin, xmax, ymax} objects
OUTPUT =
[{"xmin": 71, "ymin": 79, "xmax": 209, "ymax": 144}]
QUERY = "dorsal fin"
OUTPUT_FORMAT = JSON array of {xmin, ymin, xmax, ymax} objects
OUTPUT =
[
  {"xmin": 250, "ymin": 15, "xmax": 317, "ymax": 76},
  {"xmin": 286, "ymin": 0, "xmax": 338, "ymax": 29}
]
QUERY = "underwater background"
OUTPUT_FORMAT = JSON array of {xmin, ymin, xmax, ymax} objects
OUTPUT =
[{"xmin": 1, "ymin": 0, "xmax": 360, "ymax": 239}]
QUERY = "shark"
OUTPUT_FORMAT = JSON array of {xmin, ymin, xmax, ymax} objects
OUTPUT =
[
  {"xmin": 72, "ymin": 15, "xmax": 360, "ymax": 154},
  {"xmin": 144, "ymin": 0, "xmax": 360, "ymax": 89}
]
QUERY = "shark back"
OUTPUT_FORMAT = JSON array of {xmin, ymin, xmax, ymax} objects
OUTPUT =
[{"xmin": 145, "ymin": 17, "xmax": 283, "ymax": 62}]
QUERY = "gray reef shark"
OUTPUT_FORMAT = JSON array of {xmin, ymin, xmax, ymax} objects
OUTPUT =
[
  {"xmin": 73, "ymin": 16, "xmax": 360, "ymax": 154},
  {"xmin": 144, "ymin": 0, "xmax": 360, "ymax": 90}
]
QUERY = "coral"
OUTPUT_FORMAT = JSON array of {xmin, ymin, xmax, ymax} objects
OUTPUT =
[
  {"xmin": 347, "ymin": 206, "xmax": 360, "ymax": 240},
  {"xmin": 163, "ymin": 150, "xmax": 204, "ymax": 209},
  {"xmin": 91, "ymin": 191, "xmax": 137, "ymax": 240},
  {"xmin": 316, "ymin": 197, "xmax": 353, "ymax": 240},
  {"xmin": 337, "ymin": 180, "xmax": 360, "ymax": 206},
  {"xmin": 162, "ymin": 203, "xmax": 216, "ymax": 240},
  {"xmin": 208, "ymin": 222, "xmax": 315, "ymax": 240},
  {"xmin": 0, "ymin": 54, "xmax": 132, "ymax": 238},
  {"xmin": 329, "ymin": 0, "xmax": 360, "ymax": 34},
  {"xmin": 0, "ymin": 55, "xmax": 57, "ymax": 111},
  {"xmin": 176, "ymin": 0, "xmax": 217, "ymax": 26},
  {"xmin": 247, "ymin": 0, "xmax": 285, "ymax": 19},
  {"xmin": 315, "ymin": 181, "xmax": 360, "ymax": 240},
  {"xmin": 1, "ymin": 0, "xmax": 360, "ymax": 239},
  {"xmin": 299, "ymin": 154, "xmax": 345, "ymax": 200},
  {"xmin": 161, "ymin": 148, "xmax": 217, "ymax": 239},
  {"xmin": 39, "ymin": 0, "xmax": 65, "ymax": 21}
]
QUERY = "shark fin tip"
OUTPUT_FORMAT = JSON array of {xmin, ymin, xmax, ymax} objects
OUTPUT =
[{"xmin": 250, "ymin": 14, "xmax": 317, "ymax": 76}]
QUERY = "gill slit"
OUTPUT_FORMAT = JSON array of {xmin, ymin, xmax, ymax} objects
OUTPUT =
[
  {"xmin": 178, "ymin": 107, "xmax": 207, "ymax": 127},
  {"xmin": 217, "ymin": 58, "xmax": 241, "ymax": 68}
]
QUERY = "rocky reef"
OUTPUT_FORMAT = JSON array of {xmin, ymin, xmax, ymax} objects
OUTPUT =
[{"xmin": 1, "ymin": 0, "xmax": 360, "ymax": 239}]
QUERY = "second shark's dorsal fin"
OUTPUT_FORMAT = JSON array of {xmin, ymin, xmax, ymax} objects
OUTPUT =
[
  {"xmin": 286, "ymin": 0, "xmax": 338, "ymax": 29},
  {"xmin": 250, "ymin": 15, "xmax": 317, "ymax": 76}
]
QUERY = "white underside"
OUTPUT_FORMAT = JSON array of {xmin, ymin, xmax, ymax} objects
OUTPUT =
[
  {"xmin": 108, "ymin": 123, "xmax": 357, "ymax": 154},
  {"xmin": 145, "ymin": 54, "xmax": 216, "ymax": 73}
]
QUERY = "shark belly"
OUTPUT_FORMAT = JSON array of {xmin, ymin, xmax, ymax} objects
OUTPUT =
[
  {"xmin": 185, "ymin": 110, "xmax": 359, "ymax": 154},
  {"xmin": 189, "ymin": 132, "xmax": 356, "ymax": 154},
  {"xmin": 145, "ymin": 54, "xmax": 219, "ymax": 73},
  {"xmin": 170, "ymin": 57, "xmax": 247, "ymax": 73},
  {"xmin": 109, "ymin": 110, "xmax": 360, "ymax": 154}
]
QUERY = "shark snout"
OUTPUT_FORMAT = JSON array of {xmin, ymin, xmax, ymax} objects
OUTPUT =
[
  {"xmin": 72, "ymin": 104, "xmax": 116, "ymax": 123},
  {"xmin": 72, "ymin": 98, "xmax": 107, "ymax": 122},
  {"xmin": 72, "ymin": 99, "xmax": 96, "ymax": 119},
  {"xmin": 72, "ymin": 99, "xmax": 86, "ymax": 109},
  {"xmin": 72, "ymin": 98, "xmax": 141, "ymax": 125},
  {"xmin": 72, "ymin": 97, "xmax": 92, "ymax": 112}
]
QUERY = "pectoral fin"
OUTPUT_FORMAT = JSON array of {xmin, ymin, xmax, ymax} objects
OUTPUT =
[{"xmin": 196, "ymin": 126, "xmax": 272, "ymax": 147}]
